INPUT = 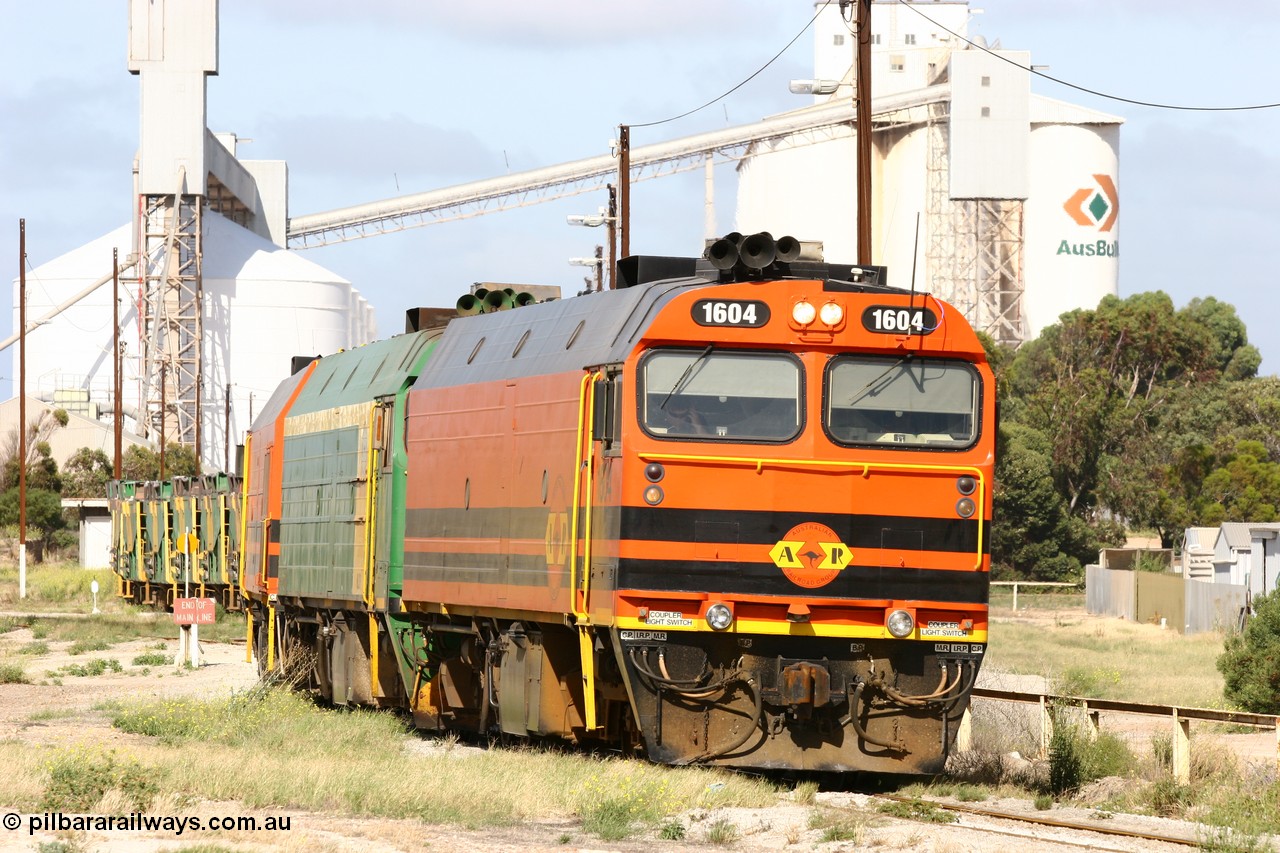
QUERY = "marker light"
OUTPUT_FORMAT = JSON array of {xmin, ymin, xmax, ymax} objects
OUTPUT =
[
  {"xmin": 643, "ymin": 485, "xmax": 664, "ymax": 506},
  {"xmin": 956, "ymin": 497, "xmax": 976, "ymax": 518},
  {"xmin": 819, "ymin": 301, "xmax": 844, "ymax": 326},
  {"xmin": 706, "ymin": 602, "xmax": 733, "ymax": 631},
  {"xmin": 791, "ymin": 300, "xmax": 817, "ymax": 325},
  {"xmin": 887, "ymin": 609, "xmax": 915, "ymax": 638},
  {"xmin": 644, "ymin": 462, "xmax": 665, "ymax": 482},
  {"xmin": 956, "ymin": 476, "xmax": 977, "ymax": 495}
]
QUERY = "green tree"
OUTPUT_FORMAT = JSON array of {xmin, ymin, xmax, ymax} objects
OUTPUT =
[
  {"xmin": 0, "ymin": 487, "xmax": 66, "ymax": 563},
  {"xmin": 0, "ymin": 409, "xmax": 68, "ymax": 492},
  {"xmin": 120, "ymin": 444, "xmax": 200, "ymax": 481},
  {"xmin": 991, "ymin": 423, "xmax": 1119, "ymax": 580},
  {"xmin": 1219, "ymin": 589, "xmax": 1280, "ymax": 713},
  {"xmin": 61, "ymin": 448, "xmax": 113, "ymax": 498},
  {"xmin": 1007, "ymin": 292, "xmax": 1266, "ymax": 551}
]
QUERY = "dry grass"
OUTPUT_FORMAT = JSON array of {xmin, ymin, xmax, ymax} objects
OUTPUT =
[{"xmin": 985, "ymin": 609, "xmax": 1226, "ymax": 708}]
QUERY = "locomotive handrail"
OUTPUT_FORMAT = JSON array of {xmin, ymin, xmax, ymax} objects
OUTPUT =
[
  {"xmin": 570, "ymin": 371, "xmax": 605, "ymax": 731},
  {"xmin": 637, "ymin": 451, "xmax": 987, "ymax": 570},
  {"xmin": 362, "ymin": 402, "xmax": 378, "ymax": 609}
]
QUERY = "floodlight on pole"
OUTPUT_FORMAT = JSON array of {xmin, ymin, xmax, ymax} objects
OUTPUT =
[
  {"xmin": 568, "ymin": 257, "xmax": 604, "ymax": 267},
  {"xmin": 789, "ymin": 79, "xmax": 842, "ymax": 96},
  {"xmin": 567, "ymin": 213, "xmax": 613, "ymax": 228}
]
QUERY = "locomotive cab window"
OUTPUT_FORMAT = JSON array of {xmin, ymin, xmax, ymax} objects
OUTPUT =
[
  {"xmin": 825, "ymin": 356, "xmax": 979, "ymax": 449},
  {"xmin": 640, "ymin": 349, "xmax": 802, "ymax": 442}
]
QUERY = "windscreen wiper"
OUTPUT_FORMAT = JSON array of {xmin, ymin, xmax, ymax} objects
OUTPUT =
[
  {"xmin": 660, "ymin": 344, "xmax": 714, "ymax": 410},
  {"xmin": 847, "ymin": 355, "xmax": 910, "ymax": 406}
]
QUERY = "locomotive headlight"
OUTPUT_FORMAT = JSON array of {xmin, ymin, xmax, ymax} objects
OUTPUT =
[
  {"xmin": 956, "ymin": 497, "xmax": 976, "ymax": 518},
  {"xmin": 706, "ymin": 602, "xmax": 733, "ymax": 631},
  {"xmin": 643, "ymin": 485, "xmax": 665, "ymax": 506},
  {"xmin": 791, "ymin": 300, "xmax": 817, "ymax": 326},
  {"xmin": 818, "ymin": 301, "xmax": 844, "ymax": 326},
  {"xmin": 886, "ymin": 609, "xmax": 915, "ymax": 638},
  {"xmin": 956, "ymin": 476, "xmax": 977, "ymax": 495}
]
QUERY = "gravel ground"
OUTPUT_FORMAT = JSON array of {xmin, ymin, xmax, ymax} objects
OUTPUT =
[{"xmin": 0, "ymin": 619, "xmax": 1271, "ymax": 852}]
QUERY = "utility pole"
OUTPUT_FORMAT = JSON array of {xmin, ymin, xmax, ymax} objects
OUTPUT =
[
  {"xmin": 606, "ymin": 184, "xmax": 617, "ymax": 290},
  {"xmin": 855, "ymin": 0, "xmax": 873, "ymax": 265},
  {"xmin": 617, "ymin": 125, "xmax": 630, "ymax": 259},
  {"xmin": 18, "ymin": 221, "xmax": 26, "ymax": 597},
  {"xmin": 113, "ymin": 249, "xmax": 122, "ymax": 480}
]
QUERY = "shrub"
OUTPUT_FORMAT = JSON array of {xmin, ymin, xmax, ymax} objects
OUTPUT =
[
  {"xmin": 0, "ymin": 662, "xmax": 28, "ymax": 684},
  {"xmin": 42, "ymin": 747, "xmax": 157, "ymax": 811},
  {"xmin": 1219, "ymin": 589, "xmax": 1280, "ymax": 713},
  {"xmin": 1048, "ymin": 716, "xmax": 1134, "ymax": 796}
]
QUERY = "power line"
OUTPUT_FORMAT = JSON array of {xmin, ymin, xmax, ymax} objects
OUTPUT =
[
  {"xmin": 630, "ymin": 1, "xmax": 834, "ymax": 129},
  {"xmin": 896, "ymin": 0, "xmax": 1280, "ymax": 112}
]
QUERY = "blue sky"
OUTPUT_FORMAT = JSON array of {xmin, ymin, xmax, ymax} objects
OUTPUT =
[{"xmin": 3, "ymin": 0, "xmax": 1278, "ymax": 397}]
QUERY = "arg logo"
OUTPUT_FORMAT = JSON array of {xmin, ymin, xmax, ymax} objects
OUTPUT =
[{"xmin": 1062, "ymin": 174, "xmax": 1118, "ymax": 232}]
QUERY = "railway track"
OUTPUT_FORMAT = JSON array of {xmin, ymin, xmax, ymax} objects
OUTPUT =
[{"xmin": 873, "ymin": 793, "xmax": 1212, "ymax": 851}]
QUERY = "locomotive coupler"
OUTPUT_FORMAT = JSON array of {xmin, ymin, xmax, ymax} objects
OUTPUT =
[{"xmin": 777, "ymin": 659, "xmax": 831, "ymax": 720}]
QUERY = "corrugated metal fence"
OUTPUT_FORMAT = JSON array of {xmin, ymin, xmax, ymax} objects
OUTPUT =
[{"xmin": 1085, "ymin": 565, "xmax": 1247, "ymax": 634}]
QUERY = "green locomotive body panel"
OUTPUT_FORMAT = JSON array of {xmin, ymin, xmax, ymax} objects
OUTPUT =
[{"xmin": 275, "ymin": 331, "xmax": 440, "ymax": 605}]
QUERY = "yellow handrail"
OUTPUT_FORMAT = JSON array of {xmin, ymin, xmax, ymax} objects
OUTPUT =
[
  {"xmin": 237, "ymin": 435, "xmax": 252, "ymax": 598},
  {"xmin": 637, "ymin": 451, "xmax": 988, "ymax": 570},
  {"xmin": 569, "ymin": 371, "xmax": 604, "ymax": 731},
  {"xmin": 363, "ymin": 403, "xmax": 378, "ymax": 608}
]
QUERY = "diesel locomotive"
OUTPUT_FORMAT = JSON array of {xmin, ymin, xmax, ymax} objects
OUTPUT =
[{"xmin": 116, "ymin": 232, "xmax": 994, "ymax": 774}]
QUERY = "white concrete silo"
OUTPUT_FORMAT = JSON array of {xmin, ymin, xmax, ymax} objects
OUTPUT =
[
  {"xmin": 1024, "ymin": 99, "xmax": 1122, "ymax": 334},
  {"xmin": 11, "ymin": 211, "xmax": 372, "ymax": 470}
]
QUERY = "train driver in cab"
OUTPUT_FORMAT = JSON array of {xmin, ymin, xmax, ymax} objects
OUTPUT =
[{"xmin": 665, "ymin": 396, "xmax": 711, "ymax": 436}]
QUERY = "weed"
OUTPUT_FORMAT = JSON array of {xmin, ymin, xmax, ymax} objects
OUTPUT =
[
  {"xmin": 42, "ymin": 747, "xmax": 158, "ymax": 812},
  {"xmin": 658, "ymin": 821, "xmax": 686, "ymax": 840},
  {"xmin": 1196, "ymin": 826, "xmax": 1268, "ymax": 853},
  {"xmin": 954, "ymin": 784, "xmax": 987, "ymax": 802},
  {"xmin": 819, "ymin": 820, "xmax": 864, "ymax": 842},
  {"xmin": 68, "ymin": 639, "xmax": 110, "ymax": 655},
  {"xmin": 1147, "ymin": 777, "xmax": 1193, "ymax": 818},
  {"xmin": 49, "ymin": 658, "xmax": 122, "ymax": 678},
  {"xmin": 704, "ymin": 819, "xmax": 738, "ymax": 844},
  {"xmin": 35, "ymin": 841, "xmax": 86, "ymax": 853},
  {"xmin": 132, "ymin": 652, "xmax": 169, "ymax": 667},
  {"xmin": 31, "ymin": 622, "xmax": 49, "ymax": 639},
  {"xmin": 1048, "ymin": 716, "xmax": 1134, "ymax": 795},
  {"xmin": 792, "ymin": 779, "xmax": 819, "ymax": 804},
  {"xmin": 1034, "ymin": 793, "xmax": 1054, "ymax": 810},
  {"xmin": 876, "ymin": 798, "xmax": 957, "ymax": 824},
  {"xmin": 18, "ymin": 641, "xmax": 49, "ymax": 655},
  {"xmin": 0, "ymin": 662, "xmax": 28, "ymax": 683}
]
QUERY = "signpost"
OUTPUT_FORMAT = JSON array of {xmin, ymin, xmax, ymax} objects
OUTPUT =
[{"xmin": 174, "ymin": 596, "xmax": 216, "ymax": 668}]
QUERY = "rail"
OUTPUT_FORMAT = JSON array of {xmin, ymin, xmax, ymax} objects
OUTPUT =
[
  {"xmin": 959, "ymin": 687, "xmax": 1280, "ymax": 784},
  {"xmin": 990, "ymin": 580, "xmax": 1078, "ymax": 610}
]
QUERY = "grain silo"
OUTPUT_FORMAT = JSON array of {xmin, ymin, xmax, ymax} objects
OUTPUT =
[
  {"xmin": 8, "ymin": 0, "xmax": 375, "ymax": 470},
  {"xmin": 736, "ymin": 0, "xmax": 1121, "ymax": 346}
]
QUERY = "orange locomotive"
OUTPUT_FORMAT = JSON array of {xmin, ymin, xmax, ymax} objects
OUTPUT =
[{"xmin": 242, "ymin": 232, "xmax": 993, "ymax": 774}]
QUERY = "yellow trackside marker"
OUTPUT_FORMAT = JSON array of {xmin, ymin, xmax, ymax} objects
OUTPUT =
[{"xmin": 769, "ymin": 540, "xmax": 805, "ymax": 569}]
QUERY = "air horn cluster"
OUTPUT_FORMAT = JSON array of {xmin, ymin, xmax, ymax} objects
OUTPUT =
[
  {"xmin": 704, "ymin": 231, "xmax": 802, "ymax": 275},
  {"xmin": 456, "ymin": 287, "xmax": 537, "ymax": 316}
]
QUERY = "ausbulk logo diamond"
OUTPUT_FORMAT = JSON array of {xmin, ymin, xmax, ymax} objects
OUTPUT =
[
  {"xmin": 1063, "ymin": 174, "xmax": 1119, "ymax": 231},
  {"xmin": 1058, "ymin": 173, "xmax": 1119, "ymax": 257}
]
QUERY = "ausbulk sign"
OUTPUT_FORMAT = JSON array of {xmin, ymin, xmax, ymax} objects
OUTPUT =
[{"xmin": 1058, "ymin": 174, "xmax": 1119, "ymax": 257}]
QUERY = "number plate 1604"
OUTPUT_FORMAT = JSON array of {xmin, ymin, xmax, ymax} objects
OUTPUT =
[{"xmin": 691, "ymin": 299, "xmax": 770, "ymax": 328}]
